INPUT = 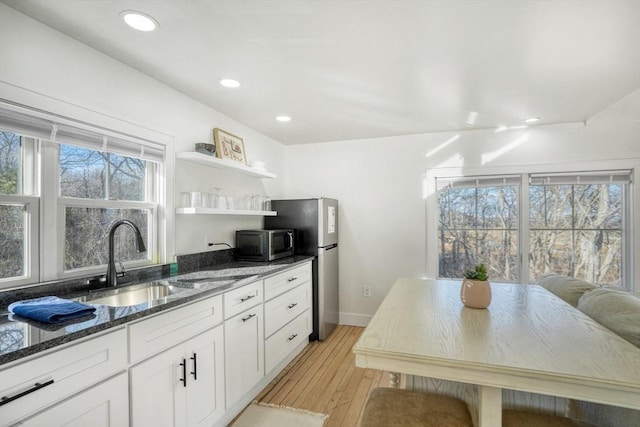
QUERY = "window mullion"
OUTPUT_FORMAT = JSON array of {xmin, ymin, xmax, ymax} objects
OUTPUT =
[
  {"xmin": 41, "ymin": 141, "xmax": 60, "ymax": 281},
  {"xmin": 520, "ymin": 173, "xmax": 530, "ymax": 283}
]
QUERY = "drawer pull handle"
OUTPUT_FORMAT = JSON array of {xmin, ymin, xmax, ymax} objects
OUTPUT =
[
  {"xmin": 179, "ymin": 359, "xmax": 187, "ymax": 387},
  {"xmin": 242, "ymin": 313, "xmax": 257, "ymax": 322},
  {"xmin": 287, "ymin": 303, "xmax": 298, "ymax": 309},
  {"xmin": 190, "ymin": 352, "xmax": 198, "ymax": 380},
  {"xmin": 0, "ymin": 379, "xmax": 55, "ymax": 407},
  {"xmin": 288, "ymin": 334, "xmax": 298, "ymax": 341},
  {"xmin": 287, "ymin": 277, "xmax": 298, "ymax": 282},
  {"xmin": 240, "ymin": 294, "xmax": 256, "ymax": 302}
]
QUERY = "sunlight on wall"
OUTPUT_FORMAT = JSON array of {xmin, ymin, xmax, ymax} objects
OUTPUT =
[
  {"xmin": 425, "ymin": 134, "xmax": 460, "ymax": 158},
  {"xmin": 481, "ymin": 133, "xmax": 529, "ymax": 165}
]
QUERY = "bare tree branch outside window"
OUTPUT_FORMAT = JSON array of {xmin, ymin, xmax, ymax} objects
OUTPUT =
[
  {"xmin": 59, "ymin": 144, "xmax": 149, "ymax": 271},
  {"xmin": 438, "ymin": 184, "xmax": 519, "ymax": 281},
  {"xmin": 437, "ymin": 177, "xmax": 624, "ymax": 286},
  {"xmin": 0, "ymin": 132, "xmax": 24, "ymax": 278}
]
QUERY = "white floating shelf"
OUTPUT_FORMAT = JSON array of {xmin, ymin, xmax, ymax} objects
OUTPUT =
[
  {"xmin": 176, "ymin": 207, "xmax": 277, "ymax": 216},
  {"xmin": 176, "ymin": 152, "xmax": 276, "ymax": 179}
]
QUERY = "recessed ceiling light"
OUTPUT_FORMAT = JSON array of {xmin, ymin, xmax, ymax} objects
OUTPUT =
[
  {"xmin": 276, "ymin": 116, "xmax": 292, "ymax": 122},
  {"xmin": 121, "ymin": 11, "xmax": 158, "ymax": 32},
  {"xmin": 524, "ymin": 117, "xmax": 540, "ymax": 124},
  {"xmin": 219, "ymin": 79, "xmax": 241, "ymax": 88}
]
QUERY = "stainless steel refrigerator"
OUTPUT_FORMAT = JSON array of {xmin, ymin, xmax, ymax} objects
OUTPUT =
[{"xmin": 265, "ymin": 198, "xmax": 339, "ymax": 341}]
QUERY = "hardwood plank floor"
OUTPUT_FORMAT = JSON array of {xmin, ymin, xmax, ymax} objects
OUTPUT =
[{"xmin": 255, "ymin": 325, "xmax": 388, "ymax": 426}]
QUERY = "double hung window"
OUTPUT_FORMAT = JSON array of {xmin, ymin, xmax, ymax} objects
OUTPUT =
[
  {"xmin": 0, "ymin": 131, "xmax": 39, "ymax": 285},
  {"xmin": 435, "ymin": 170, "xmax": 633, "ymax": 287},
  {"xmin": 0, "ymin": 101, "xmax": 165, "ymax": 288}
]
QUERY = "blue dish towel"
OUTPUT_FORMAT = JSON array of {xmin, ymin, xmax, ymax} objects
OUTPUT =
[{"xmin": 8, "ymin": 296, "xmax": 96, "ymax": 324}]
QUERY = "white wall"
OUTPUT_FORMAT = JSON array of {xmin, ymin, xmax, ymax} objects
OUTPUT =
[
  {"xmin": 0, "ymin": 4, "xmax": 287, "ymax": 262},
  {"xmin": 285, "ymin": 93, "xmax": 640, "ymax": 325}
]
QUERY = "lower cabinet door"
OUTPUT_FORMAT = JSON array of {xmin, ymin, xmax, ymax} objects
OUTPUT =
[
  {"xmin": 130, "ymin": 342, "xmax": 187, "ymax": 427},
  {"xmin": 224, "ymin": 305, "xmax": 264, "ymax": 408},
  {"xmin": 130, "ymin": 326, "xmax": 226, "ymax": 427},
  {"xmin": 185, "ymin": 325, "xmax": 225, "ymax": 427},
  {"xmin": 17, "ymin": 373, "xmax": 128, "ymax": 427}
]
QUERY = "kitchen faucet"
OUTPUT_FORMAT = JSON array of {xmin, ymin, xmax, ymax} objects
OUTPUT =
[{"xmin": 106, "ymin": 219, "xmax": 147, "ymax": 287}]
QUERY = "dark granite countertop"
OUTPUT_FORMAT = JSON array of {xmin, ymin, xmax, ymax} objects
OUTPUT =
[{"xmin": 0, "ymin": 255, "xmax": 313, "ymax": 366}]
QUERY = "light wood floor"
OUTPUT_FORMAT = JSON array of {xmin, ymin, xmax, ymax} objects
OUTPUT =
[{"xmin": 255, "ymin": 325, "xmax": 389, "ymax": 426}]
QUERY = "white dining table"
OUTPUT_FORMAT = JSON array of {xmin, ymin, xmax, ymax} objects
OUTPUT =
[{"xmin": 352, "ymin": 279, "xmax": 640, "ymax": 427}]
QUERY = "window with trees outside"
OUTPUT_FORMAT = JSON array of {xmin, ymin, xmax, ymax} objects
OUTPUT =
[
  {"xmin": 58, "ymin": 144, "xmax": 153, "ymax": 271},
  {"xmin": 0, "ymin": 131, "xmax": 38, "ymax": 282},
  {"xmin": 0, "ymin": 102, "xmax": 164, "ymax": 289},
  {"xmin": 437, "ymin": 171, "xmax": 632, "ymax": 287}
]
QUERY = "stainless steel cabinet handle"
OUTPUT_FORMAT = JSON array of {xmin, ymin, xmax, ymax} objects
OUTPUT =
[
  {"xmin": 287, "ymin": 303, "xmax": 298, "ymax": 309},
  {"xmin": 242, "ymin": 313, "xmax": 257, "ymax": 322},
  {"xmin": 0, "ymin": 379, "xmax": 54, "ymax": 407},
  {"xmin": 190, "ymin": 353, "xmax": 197, "ymax": 380},
  {"xmin": 287, "ymin": 277, "xmax": 298, "ymax": 282},
  {"xmin": 179, "ymin": 359, "xmax": 187, "ymax": 387},
  {"xmin": 240, "ymin": 294, "xmax": 256, "ymax": 302},
  {"xmin": 287, "ymin": 334, "xmax": 298, "ymax": 341}
]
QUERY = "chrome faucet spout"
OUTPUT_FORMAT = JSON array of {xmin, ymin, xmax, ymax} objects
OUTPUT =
[{"xmin": 106, "ymin": 220, "xmax": 147, "ymax": 287}]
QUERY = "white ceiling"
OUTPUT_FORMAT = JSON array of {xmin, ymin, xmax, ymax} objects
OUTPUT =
[{"xmin": 2, "ymin": 0, "xmax": 639, "ymax": 145}]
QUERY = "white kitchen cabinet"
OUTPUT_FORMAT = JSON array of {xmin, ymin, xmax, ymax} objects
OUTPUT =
[
  {"xmin": 224, "ymin": 304, "xmax": 264, "ymax": 408},
  {"xmin": 263, "ymin": 263, "xmax": 311, "ymax": 300},
  {"xmin": 13, "ymin": 373, "xmax": 128, "ymax": 427},
  {"xmin": 264, "ymin": 281, "xmax": 311, "ymax": 338},
  {"xmin": 0, "ymin": 329, "xmax": 127, "ymax": 427},
  {"xmin": 224, "ymin": 279, "xmax": 263, "ymax": 320},
  {"xmin": 129, "ymin": 294, "xmax": 223, "ymax": 364},
  {"xmin": 265, "ymin": 309, "xmax": 311, "ymax": 373},
  {"xmin": 130, "ymin": 325, "xmax": 225, "ymax": 427}
]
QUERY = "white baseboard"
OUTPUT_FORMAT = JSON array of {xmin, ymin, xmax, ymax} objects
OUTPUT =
[{"xmin": 339, "ymin": 312, "xmax": 372, "ymax": 327}]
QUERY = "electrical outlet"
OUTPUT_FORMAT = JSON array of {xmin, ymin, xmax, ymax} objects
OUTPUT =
[{"xmin": 363, "ymin": 286, "xmax": 371, "ymax": 297}]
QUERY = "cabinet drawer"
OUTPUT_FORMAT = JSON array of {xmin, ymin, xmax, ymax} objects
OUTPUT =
[
  {"xmin": 264, "ymin": 263, "xmax": 311, "ymax": 301},
  {"xmin": 264, "ymin": 282, "xmax": 311, "ymax": 338},
  {"xmin": 15, "ymin": 373, "xmax": 129, "ymax": 427},
  {"xmin": 265, "ymin": 310, "xmax": 311, "ymax": 374},
  {"xmin": 129, "ymin": 294, "xmax": 223, "ymax": 363},
  {"xmin": 0, "ymin": 328, "xmax": 126, "ymax": 427},
  {"xmin": 224, "ymin": 280, "xmax": 263, "ymax": 320}
]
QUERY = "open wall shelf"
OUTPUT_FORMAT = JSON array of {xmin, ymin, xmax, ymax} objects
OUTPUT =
[
  {"xmin": 176, "ymin": 207, "xmax": 277, "ymax": 216},
  {"xmin": 176, "ymin": 152, "xmax": 276, "ymax": 179}
]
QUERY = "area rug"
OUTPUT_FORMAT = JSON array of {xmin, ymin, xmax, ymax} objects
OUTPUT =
[{"xmin": 232, "ymin": 402, "xmax": 328, "ymax": 427}]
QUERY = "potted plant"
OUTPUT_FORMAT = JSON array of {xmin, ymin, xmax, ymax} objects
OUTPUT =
[{"xmin": 460, "ymin": 263, "xmax": 492, "ymax": 309}]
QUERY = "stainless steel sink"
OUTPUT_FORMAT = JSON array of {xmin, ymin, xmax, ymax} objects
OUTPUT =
[{"xmin": 77, "ymin": 282, "xmax": 190, "ymax": 307}]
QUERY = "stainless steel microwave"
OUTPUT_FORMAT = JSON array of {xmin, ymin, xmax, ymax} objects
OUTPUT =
[{"xmin": 235, "ymin": 229, "xmax": 294, "ymax": 261}]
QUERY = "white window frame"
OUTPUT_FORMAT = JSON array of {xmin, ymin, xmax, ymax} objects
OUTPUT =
[
  {"xmin": 0, "ymin": 195, "xmax": 39, "ymax": 288},
  {"xmin": 425, "ymin": 159, "xmax": 639, "ymax": 291},
  {"xmin": 0, "ymin": 136, "xmax": 39, "ymax": 289},
  {"xmin": 0, "ymin": 97, "xmax": 174, "ymax": 288},
  {"xmin": 41, "ymin": 141, "xmax": 159, "ymax": 281}
]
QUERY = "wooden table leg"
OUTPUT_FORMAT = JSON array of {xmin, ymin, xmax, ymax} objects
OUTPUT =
[{"xmin": 477, "ymin": 385, "xmax": 502, "ymax": 427}]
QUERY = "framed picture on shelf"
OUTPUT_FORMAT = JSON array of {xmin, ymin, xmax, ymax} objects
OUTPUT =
[{"xmin": 213, "ymin": 128, "xmax": 247, "ymax": 164}]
